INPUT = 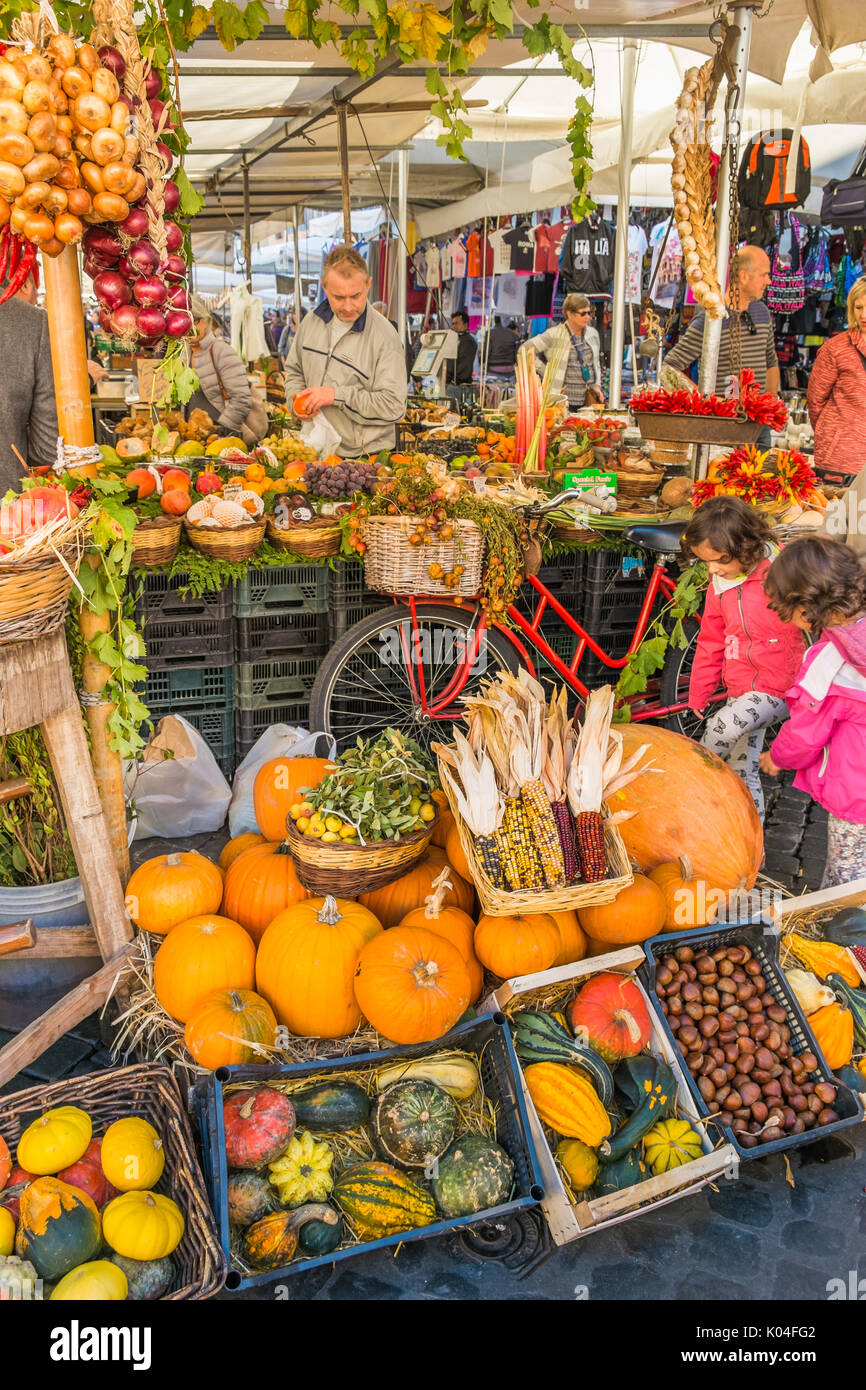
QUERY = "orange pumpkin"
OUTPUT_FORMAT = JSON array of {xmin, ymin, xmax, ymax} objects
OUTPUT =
[
  {"xmin": 430, "ymin": 789, "xmax": 454, "ymax": 849},
  {"xmin": 396, "ymin": 868, "xmax": 482, "ymax": 1002},
  {"xmin": 0, "ymin": 1136, "xmax": 10, "ymax": 1190},
  {"xmin": 219, "ymin": 833, "xmax": 267, "ymax": 871},
  {"xmin": 648, "ymin": 854, "xmax": 725, "ymax": 932},
  {"xmin": 153, "ymin": 914, "xmax": 256, "ymax": 1023},
  {"xmin": 474, "ymin": 913, "xmax": 561, "ymax": 979},
  {"xmin": 550, "ymin": 910, "xmax": 588, "ymax": 967},
  {"xmin": 125, "ymin": 851, "xmax": 223, "ymax": 936},
  {"xmin": 444, "ymin": 822, "xmax": 472, "ymax": 883},
  {"xmin": 252, "ymin": 757, "xmax": 334, "ymax": 842},
  {"xmin": 183, "ymin": 988, "xmax": 278, "ymax": 1070},
  {"xmin": 256, "ymin": 895, "xmax": 382, "ymax": 1039},
  {"xmin": 353, "ymin": 925, "xmax": 471, "ymax": 1044},
  {"xmin": 578, "ymin": 875, "xmax": 667, "ymax": 944},
  {"xmin": 361, "ymin": 853, "xmax": 473, "ymax": 929},
  {"xmin": 611, "ymin": 725, "xmax": 763, "ymax": 890},
  {"xmin": 221, "ymin": 841, "xmax": 309, "ymax": 944}
]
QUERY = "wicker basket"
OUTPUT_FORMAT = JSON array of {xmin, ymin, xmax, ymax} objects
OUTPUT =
[
  {"xmin": 772, "ymin": 522, "xmax": 825, "ymax": 544},
  {"xmin": 131, "ymin": 515, "xmax": 182, "ymax": 568},
  {"xmin": 437, "ymin": 770, "xmax": 633, "ymax": 916},
  {"xmin": 184, "ymin": 516, "xmax": 266, "ymax": 561},
  {"xmin": 285, "ymin": 815, "xmax": 436, "ymax": 895},
  {"xmin": 633, "ymin": 412, "xmax": 763, "ymax": 446},
  {"xmin": 551, "ymin": 521, "xmax": 601, "ymax": 544},
  {"xmin": 614, "ymin": 463, "xmax": 666, "ymax": 502},
  {"xmin": 0, "ymin": 542, "xmax": 83, "ymax": 644},
  {"xmin": 0, "ymin": 1063, "xmax": 226, "ymax": 1300},
  {"xmin": 363, "ymin": 515, "xmax": 484, "ymax": 597},
  {"xmin": 267, "ymin": 516, "xmax": 341, "ymax": 558}
]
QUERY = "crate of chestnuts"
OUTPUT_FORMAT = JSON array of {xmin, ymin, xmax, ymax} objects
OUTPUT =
[{"xmin": 640, "ymin": 923, "xmax": 863, "ymax": 1157}]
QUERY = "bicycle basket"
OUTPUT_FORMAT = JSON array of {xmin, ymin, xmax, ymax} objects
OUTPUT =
[{"xmin": 362, "ymin": 515, "xmax": 484, "ymax": 597}]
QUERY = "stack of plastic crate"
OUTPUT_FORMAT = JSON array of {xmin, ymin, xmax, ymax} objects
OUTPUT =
[
  {"xmin": 135, "ymin": 572, "xmax": 236, "ymax": 778},
  {"xmin": 327, "ymin": 559, "xmax": 391, "ymax": 643},
  {"xmin": 234, "ymin": 563, "xmax": 330, "ymax": 764}
]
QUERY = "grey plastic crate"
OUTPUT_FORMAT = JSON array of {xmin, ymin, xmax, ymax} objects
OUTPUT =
[{"xmin": 234, "ymin": 657, "xmax": 321, "ymax": 710}]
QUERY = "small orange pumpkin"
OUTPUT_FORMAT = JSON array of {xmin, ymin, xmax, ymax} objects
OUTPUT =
[
  {"xmin": 648, "ymin": 855, "xmax": 725, "ymax": 932},
  {"xmin": 0, "ymin": 1136, "xmax": 10, "ymax": 1190},
  {"xmin": 252, "ymin": 757, "xmax": 334, "ymax": 842},
  {"xmin": 361, "ymin": 853, "xmax": 473, "ymax": 930},
  {"xmin": 125, "ymin": 851, "xmax": 223, "ymax": 936},
  {"xmin": 221, "ymin": 841, "xmax": 309, "ymax": 944},
  {"xmin": 549, "ymin": 910, "xmax": 588, "ymax": 967},
  {"xmin": 808, "ymin": 1002, "xmax": 854, "ymax": 1070},
  {"xmin": 183, "ymin": 988, "xmax": 278, "ymax": 1070},
  {"xmin": 353, "ymin": 924, "xmax": 471, "ymax": 1044},
  {"xmin": 219, "ymin": 833, "xmax": 267, "ymax": 871},
  {"xmin": 443, "ymin": 822, "xmax": 472, "ymax": 883},
  {"xmin": 430, "ymin": 790, "xmax": 454, "ymax": 849},
  {"xmin": 153, "ymin": 914, "xmax": 256, "ymax": 1023},
  {"xmin": 578, "ymin": 875, "xmax": 667, "ymax": 945},
  {"xmin": 474, "ymin": 913, "xmax": 561, "ymax": 980},
  {"xmin": 396, "ymin": 868, "xmax": 482, "ymax": 1002}
]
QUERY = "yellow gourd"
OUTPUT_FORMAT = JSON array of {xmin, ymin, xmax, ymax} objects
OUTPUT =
[
  {"xmin": 555, "ymin": 1139, "xmax": 599, "ymax": 1193},
  {"xmin": 50, "ymin": 1259, "xmax": 128, "ymax": 1301},
  {"xmin": 0, "ymin": 1206, "xmax": 14, "ymax": 1256},
  {"xmin": 100, "ymin": 1117, "xmax": 165, "ymax": 1192},
  {"xmin": 523, "ymin": 1062, "xmax": 611, "ymax": 1144},
  {"xmin": 102, "ymin": 1191, "xmax": 185, "ymax": 1261},
  {"xmin": 807, "ymin": 1002, "xmax": 854, "ymax": 1069},
  {"xmin": 17, "ymin": 1106, "xmax": 92, "ymax": 1175},
  {"xmin": 642, "ymin": 1118, "xmax": 703, "ymax": 1174},
  {"xmin": 782, "ymin": 932, "xmax": 860, "ymax": 987},
  {"xmin": 784, "ymin": 968, "xmax": 836, "ymax": 1017},
  {"xmin": 268, "ymin": 1132, "xmax": 334, "ymax": 1208}
]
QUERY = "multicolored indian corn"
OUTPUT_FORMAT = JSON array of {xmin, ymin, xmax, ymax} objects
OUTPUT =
[{"xmin": 574, "ymin": 809, "xmax": 606, "ymax": 882}]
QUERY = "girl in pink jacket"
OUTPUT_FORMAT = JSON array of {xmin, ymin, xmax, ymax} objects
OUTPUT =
[
  {"xmin": 760, "ymin": 537, "xmax": 866, "ymax": 887},
  {"xmin": 684, "ymin": 497, "xmax": 805, "ymax": 818}
]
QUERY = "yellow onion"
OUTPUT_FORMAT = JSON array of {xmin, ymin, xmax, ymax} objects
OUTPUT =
[
  {"xmin": 53, "ymin": 159, "xmax": 81, "ymax": 190},
  {"xmin": 73, "ymin": 94, "xmax": 111, "ymax": 133},
  {"xmin": 0, "ymin": 62, "xmax": 25, "ymax": 100},
  {"xmin": 102, "ymin": 160, "xmax": 136, "ymax": 196},
  {"xmin": 92, "ymin": 69, "xmax": 120, "ymax": 105},
  {"xmin": 0, "ymin": 131, "xmax": 34, "ymax": 167},
  {"xmin": 21, "ymin": 209, "xmax": 54, "ymax": 244},
  {"xmin": 22, "ymin": 80, "xmax": 52, "ymax": 116},
  {"xmin": 60, "ymin": 67, "xmax": 91, "ymax": 101},
  {"xmin": 92, "ymin": 190, "xmax": 129, "ymax": 221},
  {"xmin": 78, "ymin": 43, "xmax": 100, "ymax": 74},
  {"xmin": 43, "ymin": 185, "xmax": 67, "ymax": 215},
  {"xmin": 23, "ymin": 54, "xmax": 52, "ymax": 83},
  {"xmin": 22, "ymin": 152, "xmax": 59, "ymax": 184},
  {"xmin": 0, "ymin": 160, "xmax": 25, "ymax": 198},
  {"xmin": 54, "ymin": 211, "xmax": 83, "ymax": 244},
  {"xmin": 40, "ymin": 235, "xmax": 65, "ymax": 258},
  {"xmin": 0, "ymin": 100, "xmax": 29, "ymax": 135},
  {"xmin": 80, "ymin": 160, "xmax": 104, "ymax": 192},
  {"xmin": 48, "ymin": 34, "xmax": 77, "ymax": 70},
  {"xmin": 66, "ymin": 186, "xmax": 92, "ymax": 216},
  {"xmin": 89, "ymin": 127, "xmax": 124, "ymax": 165},
  {"xmin": 16, "ymin": 179, "xmax": 51, "ymax": 210},
  {"xmin": 28, "ymin": 112, "xmax": 57, "ymax": 151}
]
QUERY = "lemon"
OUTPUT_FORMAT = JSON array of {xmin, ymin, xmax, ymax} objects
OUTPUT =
[
  {"xmin": 306, "ymin": 822, "xmax": 324, "ymax": 838},
  {"xmin": 419, "ymin": 802, "xmax": 436, "ymax": 822},
  {"xmin": 289, "ymin": 802, "xmax": 303, "ymax": 820},
  {"xmin": 324, "ymin": 816, "xmax": 343, "ymax": 833},
  {"xmin": 339, "ymin": 824, "xmax": 357, "ymax": 840},
  {"xmin": 321, "ymin": 831, "xmax": 340, "ymax": 843},
  {"xmin": 408, "ymin": 798, "xmax": 421, "ymax": 816},
  {"xmin": 299, "ymin": 801, "xmax": 315, "ymax": 817},
  {"xmin": 296, "ymin": 817, "xmax": 310, "ymax": 833}
]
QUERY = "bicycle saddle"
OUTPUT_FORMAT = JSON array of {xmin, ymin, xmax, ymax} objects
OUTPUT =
[{"xmin": 622, "ymin": 520, "xmax": 687, "ymax": 554}]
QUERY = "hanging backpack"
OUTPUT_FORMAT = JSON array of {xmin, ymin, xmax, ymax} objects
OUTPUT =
[
  {"xmin": 738, "ymin": 130, "xmax": 811, "ymax": 210},
  {"xmin": 766, "ymin": 215, "xmax": 805, "ymax": 315},
  {"xmin": 803, "ymin": 228, "xmax": 833, "ymax": 294}
]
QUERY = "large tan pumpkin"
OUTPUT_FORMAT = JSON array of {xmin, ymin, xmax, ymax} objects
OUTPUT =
[
  {"xmin": 610, "ymin": 725, "xmax": 763, "ymax": 889},
  {"xmin": 360, "ymin": 854, "xmax": 473, "ymax": 930}
]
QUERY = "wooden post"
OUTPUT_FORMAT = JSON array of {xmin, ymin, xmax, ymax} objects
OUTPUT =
[{"xmin": 41, "ymin": 246, "xmax": 130, "ymax": 883}]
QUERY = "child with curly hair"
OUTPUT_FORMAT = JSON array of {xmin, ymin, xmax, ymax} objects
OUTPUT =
[
  {"xmin": 683, "ymin": 497, "xmax": 805, "ymax": 818},
  {"xmin": 760, "ymin": 536, "xmax": 866, "ymax": 887}
]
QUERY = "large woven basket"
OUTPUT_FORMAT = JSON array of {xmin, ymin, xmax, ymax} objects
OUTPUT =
[
  {"xmin": 267, "ymin": 516, "xmax": 341, "ymax": 558},
  {"xmin": 184, "ymin": 516, "xmax": 265, "ymax": 561},
  {"xmin": 633, "ymin": 412, "xmax": 763, "ymax": 446},
  {"xmin": 0, "ymin": 542, "xmax": 83, "ymax": 644},
  {"xmin": 363, "ymin": 515, "xmax": 483, "ymax": 597},
  {"xmin": 0, "ymin": 1062, "xmax": 226, "ymax": 1300},
  {"xmin": 437, "ymin": 769, "xmax": 633, "ymax": 916},
  {"xmin": 615, "ymin": 463, "xmax": 666, "ymax": 502},
  {"xmin": 285, "ymin": 814, "xmax": 436, "ymax": 895},
  {"xmin": 131, "ymin": 515, "xmax": 181, "ymax": 568}
]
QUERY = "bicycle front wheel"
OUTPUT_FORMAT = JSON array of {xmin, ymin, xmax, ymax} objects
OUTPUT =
[{"xmin": 309, "ymin": 603, "xmax": 521, "ymax": 753}]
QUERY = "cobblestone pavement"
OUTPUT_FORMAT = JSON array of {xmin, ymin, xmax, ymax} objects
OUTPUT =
[{"xmin": 3, "ymin": 775, "xmax": 861, "ymax": 1301}]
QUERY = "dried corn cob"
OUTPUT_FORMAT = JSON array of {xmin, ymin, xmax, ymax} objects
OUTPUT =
[
  {"xmin": 498, "ymin": 795, "xmax": 546, "ymax": 890},
  {"xmin": 521, "ymin": 778, "xmax": 566, "ymax": 887},
  {"xmin": 473, "ymin": 831, "xmax": 507, "ymax": 888},
  {"xmin": 551, "ymin": 798, "xmax": 579, "ymax": 882},
  {"xmin": 574, "ymin": 809, "xmax": 606, "ymax": 882}
]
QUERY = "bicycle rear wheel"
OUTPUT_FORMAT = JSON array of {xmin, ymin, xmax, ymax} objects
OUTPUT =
[{"xmin": 309, "ymin": 603, "xmax": 521, "ymax": 753}]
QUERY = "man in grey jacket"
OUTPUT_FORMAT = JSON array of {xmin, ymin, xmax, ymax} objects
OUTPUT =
[
  {"xmin": 284, "ymin": 246, "xmax": 407, "ymax": 455},
  {"xmin": 0, "ymin": 290, "xmax": 59, "ymax": 494}
]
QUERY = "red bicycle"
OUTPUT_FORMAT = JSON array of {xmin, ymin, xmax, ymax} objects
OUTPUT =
[{"xmin": 309, "ymin": 496, "xmax": 711, "ymax": 751}]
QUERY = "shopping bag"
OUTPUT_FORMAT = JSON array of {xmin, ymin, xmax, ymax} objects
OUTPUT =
[
  {"xmin": 126, "ymin": 715, "xmax": 232, "ymax": 839},
  {"xmin": 299, "ymin": 412, "xmax": 343, "ymax": 459},
  {"xmin": 228, "ymin": 724, "xmax": 337, "ymax": 837}
]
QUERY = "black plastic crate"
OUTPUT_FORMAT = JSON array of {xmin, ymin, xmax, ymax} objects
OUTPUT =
[
  {"xmin": 235, "ymin": 702, "xmax": 313, "ymax": 763},
  {"xmin": 328, "ymin": 599, "xmax": 391, "ymax": 643},
  {"xmin": 583, "ymin": 546, "xmax": 647, "ymax": 588},
  {"xmin": 236, "ymin": 612, "xmax": 329, "ymax": 662},
  {"xmin": 134, "ymin": 571, "xmax": 234, "ymax": 623},
  {"xmin": 234, "ymin": 657, "xmax": 321, "ymax": 710},
  {"xmin": 329, "ymin": 560, "xmax": 376, "ymax": 607},
  {"xmin": 640, "ymin": 922, "xmax": 863, "ymax": 1159},
  {"xmin": 145, "ymin": 705, "xmax": 235, "ymax": 780},
  {"xmin": 142, "ymin": 665, "xmax": 234, "ymax": 712},
  {"xmin": 140, "ymin": 616, "xmax": 235, "ymax": 672},
  {"xmin": 538, "ymin": 626, "xmax": 633, "ymax": 692},
  {"xmin": 234, "ymin": 564, "xmax": 329, "ymax": 619},
  {"xmin": 191, "ymin": 1015, "xmax": 544, "ymax": 1291}
]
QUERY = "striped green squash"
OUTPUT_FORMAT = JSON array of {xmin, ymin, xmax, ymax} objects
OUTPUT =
[{"xmin": 333, "ymin": 1161, "xmax": 436, "ymax": 1238}]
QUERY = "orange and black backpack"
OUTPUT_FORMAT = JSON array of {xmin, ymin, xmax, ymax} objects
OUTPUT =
[{"xmin": 737, "ymin": 129, "xmax": 811, "ymax": 210}]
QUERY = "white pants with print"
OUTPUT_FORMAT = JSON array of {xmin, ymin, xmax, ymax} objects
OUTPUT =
[{"xmin": 701, "ymin": 691, "xmax": 789, "ymax": 819}]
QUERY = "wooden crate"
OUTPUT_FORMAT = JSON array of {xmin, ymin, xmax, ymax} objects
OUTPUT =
[
  {"xmin": 479, "ymin": 947, "xmax": 738, "ymax": 1245},
  {"xmin": 772, "ymin": 877, "xmax": 866, "ymax": 989}
]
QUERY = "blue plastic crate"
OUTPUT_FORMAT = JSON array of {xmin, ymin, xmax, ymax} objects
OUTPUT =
[
  {"xmin": 234, "ymin": 563, "xmax": 329, "ymax": 619},
  {"xmin": 142, "ymin": 665, "xmax": 234, "ymax": 711},
  {"xmin": 191, "ymin": 1015, "xmax": 543, "ymax": 1291}
]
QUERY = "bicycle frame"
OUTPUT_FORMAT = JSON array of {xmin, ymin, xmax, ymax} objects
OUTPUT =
[{"xmin": 393, "ymin": 555, "xmax": 695, "ymax": 722}]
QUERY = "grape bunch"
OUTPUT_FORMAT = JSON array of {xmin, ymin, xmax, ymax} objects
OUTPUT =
[
  {"xmin": 262, "ymin": 433, "xmax": 318, "ymax": 465},
  {"xmin": 304, "ymin": 460, "xmax": 378, "ymax": 498}
]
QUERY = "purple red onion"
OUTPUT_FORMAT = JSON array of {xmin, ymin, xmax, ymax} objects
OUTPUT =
[
  {"xmin": 161, "ymin": 253, "xmax": 186, "ymax": 283},
  {"xmin": 127, "ymin": 240, "xmax": 160, "ymax": 277},
  {"xmin": 97, "ymin": 46, "xmax": 126, "ymax": 79},
  {"xmin": 133, "ymin": 275, "xmax": 169, "ymax": 307},
  {"xmin": 118, "ymin": 206, "xmax": 149, "ymax": 239},
  {"xmin": 164, "ymin": 221, "xmax": 183, "ymax": 253},
  {"xmin": 165, "ymin": 309, "xmax": 192, "ymax": 339},
  {"xmin": 82, "ymin": 226, "xmax": 123, "ymax": 264},
  {"xmin": 163, "ymin": 180, "xmax": 179, "ymax": 214},
  {"xmin": 144, "ymin": 69, "xmax": 161, "ymax": 100},
  {"xmin": 110, "ymin": 303, "xmax": 140, "ymax": 337},
  {"xmin": 167, "ymin": 283, "xmax": 190, "ymax": 309},
  {"xmin": 136, "ymin": 306, "xmax": 167, "ymax": 339},
  {"xmin": 93, "ymin": 270, "xmax": 132, "ymax": 310}
]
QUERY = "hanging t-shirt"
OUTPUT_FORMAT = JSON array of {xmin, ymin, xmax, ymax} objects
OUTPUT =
[
  {"xmin": 649, "ymin": 220, "xmax": 683, "ymax": 308},
  {"xmin": 447, "ymin": 238, "xmax": 467, "ymax": 279},
  {"xmin": 488, "ymin": 228, "xmax": 511, "ymax": 276},
  {"xmin": 424, "ymin": 244, "xmax": 441, "ymax": 290},
  {"xmin": 504, "ymin": 223, "xmax": 535, "ymax": 273},
  {"xmin": 546, "ymin": 221, "xmax": 568, "ymax": 273},
  {"xmin": 627, "ymin": 223, "xmax": 648, "ymax": 304},
  {"xmin": 532, "ymin": 223, "xmax": 555, "ymax": 275},
  {"xmin": 465, "ymin": 230, "xmax": 482, "ymax": 278},
  {"xmin": 494, "ymin": 274, "xmax": 528, "ymax": 317},
  {"xmin": 559, "ymin": 217, "xmax": 614, "ymax": 295}
]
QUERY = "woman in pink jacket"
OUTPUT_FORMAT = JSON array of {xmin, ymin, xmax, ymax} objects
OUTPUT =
[
  {"xmin": 807, "ymin": 275, "xmax": 866, "ymax": 478},
  {"xmin": 684, "ymin": 497, "xmax": 805, "ymax": 818},
  {"xmin": 760, "ymin": 537, "xmax": 866, "ymax": 887}
]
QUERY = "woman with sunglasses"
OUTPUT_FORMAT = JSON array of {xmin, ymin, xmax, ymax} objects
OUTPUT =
[{"xmin": 528, "ymin": 294, "xmax": 604, "ymax": 410}]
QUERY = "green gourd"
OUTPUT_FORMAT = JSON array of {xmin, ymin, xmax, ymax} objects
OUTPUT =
[
  {"xmin": 432, "ymin": 1136, "xmax": 514, "ymax": 1218},
  {"xmin": 824, "ymin": 909, "xmax": 866, "ymax": 950},
  {"xmin": 375, "ymin": 1081, "xmax": 457, "ymax": 1168},
  {"xmin": 511, "ymin": 1010, "xmax": 615, "ymax": 1105},
  {"xmin": 108, "ymin": 1253, "xmax": 174, "ymax": 1301},
  {"xmin": 833, "ymin": 1064, "xmax": 866, "ymax": 1094},
  {"xmin": 298, "ymin": 1208, "xmax": 343, "ymax": 1257},
  {"xmin": 227, "ymin": 1171, "xmax": 274, "ymax": 1228},
  {"xmin": 594, "ymin": 1146, "xmax": 647, "ymax": 1195},
  {"xmin": 291, "ymin": 1082, "xmax": 371, "ymax": 1132},
  {"xmin": 598, "ymin": 1054, "xmax": 677, "ymax": 1163}
]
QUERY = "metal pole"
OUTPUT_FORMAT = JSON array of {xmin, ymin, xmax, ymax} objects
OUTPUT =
[
  {"xmin": 336, "ymin": 103, "xmax": 352, "ymax": 243},
  {"xmin": 696, "ymin": 3, "xmax": 755, "ymax": 473},
  {"xmin": 292, "ymin": 203, "xmax": 303, "ymax": 332},
  {"xmin": 607, "ymin": 39, "xmax": 638, "ymax": 409},
  {"xmin": 397, "ymin": 146, "xmax": 409, "ymax": 348},
  {"xmin": 242, "ymin": 160, "xmax": 252, "ymax": 292}
]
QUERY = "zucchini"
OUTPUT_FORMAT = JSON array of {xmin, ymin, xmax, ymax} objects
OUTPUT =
[
  {"xmin": 598, "ymin": 1054, "xmax": 677, "ymax": 1163},
  {"xmin": 511, "ymin": 1011, "xmax": 615, "ymax": 1106},
  {"xmin": 373, "ymin": 1054, "xmax": 480, "ymax": 1102},
  {"xmin": 826, "ymin": 973, "xmax": 866, "ymax": 1049},
  {"xmin": 292, "ymin": 1082, "xmax": 371, "ymax": 1132}
]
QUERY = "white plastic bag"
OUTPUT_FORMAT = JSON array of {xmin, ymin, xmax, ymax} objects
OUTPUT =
[
  {"xmin": 126, "ymin": 715, "xmax": 232, "ymax": 839},
  {"xmin": 228, "ymin": 724, "xmax": 336, "ymax": 837},
  {"xmin": 299, "ymin": 412, "xmax": 342, "ymax": 459}
]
